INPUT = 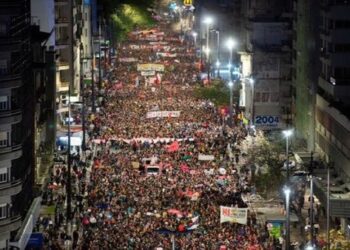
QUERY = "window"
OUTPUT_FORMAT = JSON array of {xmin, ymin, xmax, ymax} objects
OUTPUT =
[
  {"xmin": 270, "ymin": 92, "xmax": 279, "ymax": 102},
  {"xmin": 0, "ymin": 96, "xmax": 8, "ymax": 111},
  {"xmin": 0, "ymin": 23, "xmax": 7, "ymax": 36},
  {"xmin": 0, "ymin": 59, "xmax": 7, "ymax": 76},
  {"xmin": 0, "ymin": 132, "xmax": 9, "ymax": 148},
  {"xmin": 0, "ymin": 168, "xmax": 7, "ymax": 183},
  {"xmin": 0, "ymin": 204, "xmax": 7, "ymax": 219},
  {"xmin": 261, "ymin": 93, "xmax": 269, "ymax": 102}
]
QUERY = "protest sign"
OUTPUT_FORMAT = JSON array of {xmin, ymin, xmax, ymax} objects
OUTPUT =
[
  {"xmin": 141, "ymin": 71, "xmax": 156, "ymax": 76},
  {"xmin": 220, "ymin": 206, "xmax": 248, "ymax": 225},
  {"xmin": 146, "ymin": 111, "xmax": 181, "ymax": 119},
  {"xmin": 198, "ymin": 154, "xmax": 215, "ymax": 161},
  {"xmin": 137, "ymin": 64, "xmax": 164, "ymax": 72}
]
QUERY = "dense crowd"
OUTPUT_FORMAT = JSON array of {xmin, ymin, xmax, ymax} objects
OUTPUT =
[{"xmin": 72, "ymin": 17, "xmax": 281, "ymax": 250}]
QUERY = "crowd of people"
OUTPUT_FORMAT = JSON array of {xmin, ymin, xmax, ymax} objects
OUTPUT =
[
  {"xmin": 68, "ymin": 14, "xmax": 285, "ymax": 249},
  {"xmin": 37, "ymin": 11, "xmax": 289, "ymax": 249}
]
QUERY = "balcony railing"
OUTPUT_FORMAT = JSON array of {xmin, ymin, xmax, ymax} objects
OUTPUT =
[
  {"xmin": 0, "ymin": 179, "xmax": 22, "ymax": 197},
  {"xmin": 0, "ymin": 109, "xmax": 21, "ymax": 119},
  {"xmin": 0, "ymin": 215, "xmax": 21, "ymax": 234}
]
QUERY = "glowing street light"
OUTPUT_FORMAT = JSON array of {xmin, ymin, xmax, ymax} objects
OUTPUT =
[
  {"xmin": 192, "ymin": 31, "xmax": 197, "ymax": 46},
  {"xmin": 215, "ymin": 60, "xmax": 220, "ymax": 68},
  {"xmin": 228, "ymin": 81, "xmax": 234, "ymax": 127},
  {"xmin": 203, "ymin": 16, "xmax": 213, "ymax": 61},
  {"xmin": 284, "ymin": 187, "xmax": 291, "ymax": 250},
  {"xmin": 226, "ymin": 38, "xmax": 237, "ymax": 82},
  {"xmin": 283, "ymin": 128, "xmax": 293, "ymax": 180}
]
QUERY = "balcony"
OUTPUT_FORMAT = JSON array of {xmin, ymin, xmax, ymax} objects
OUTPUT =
[
  {"xmin": 0, "ymin": 144, "xmax": 22, "ymax": 161},
  {"xmin": 56, "ymin": 38, "xmax": 69, "ymax": 49},
  {"xmin": 54, "ymin": 0, "xmax": 69, "ymax": 6},
  {"xmin": 56, "ymin": 61, "xmax": 70, "ymax": 71},
  {"xmin": 0, "ymin": 179, "xmax": 22, "ymax": 197},
  {"xmin": 0, "ymin": 215, "xmax": 21, "ymax": 235},
  {"xmin": 55, "ymin": 17, "xmax": 69, "ymax": 27},
  {"xmin": 0, "ymin": 109, "xmax": 22, "ymax": 125},
  {"xmin": 57, "ymin": 81, "xmax": 69, "ymax": 92},
  {"xmin": 0, "ymin": 73, "xmax": 22, "ymax": 89}
]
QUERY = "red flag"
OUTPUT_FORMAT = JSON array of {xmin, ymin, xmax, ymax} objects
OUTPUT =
[{"xmin": 166, "ymin": 141, "xmax": 180, "ymax": 152}]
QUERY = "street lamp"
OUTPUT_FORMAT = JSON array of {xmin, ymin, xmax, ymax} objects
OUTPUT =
[
  {"xmin": 192, "ymin": 31, "xmax": 197, "ymax": 47},
  {"xmin": 203, "ymin": 16, "xmax": 213, "ymax": 62},
  {"xmin": 249, "ymin": 77, "xmax": 255, "ymax": 125},
  {"xmin": 228, "ymin": 81, "xmax": 234, "ymax": 127},
  {"xmin": 283, "ymin": 129, "xmax": 293, "ymax": 180},
  {"xmin": 210, "ymin": 29, "xmax": 220, "ymax": 78},
  {"xmin": 226, "ymin": 38, "xmax": 237, "ymax": 82},
  {"xmin": 284, "ymin": 187, "xmax": 291, "ymax": 250}
]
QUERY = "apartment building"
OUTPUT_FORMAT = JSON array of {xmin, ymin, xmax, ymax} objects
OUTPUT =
[
  {"xmin": 240, "ymin": 0, "xmax": 293, "ymax": 129},
  {"xmin": 0, "ymin": 0, "xmax": 40, "ymax": 248},
  {"xmin": 293, "ymin": 0, "xmax": 350, "ymax": 232},
  {"xmin": 55, "ymin": 0, "xmax": 81, "ymax": 98}
]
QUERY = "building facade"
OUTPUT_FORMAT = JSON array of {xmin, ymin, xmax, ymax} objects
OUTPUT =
[
  {"xmin": 240, "ymin": 0, "xmax": 293, "ymax": 129},
  {"xmin": 0, "ymin": 0, "xmax": 36, "ymax": 247},
  {"xmin": 293, "ymin": 0, "xmax": 350, "ymax": 233}
]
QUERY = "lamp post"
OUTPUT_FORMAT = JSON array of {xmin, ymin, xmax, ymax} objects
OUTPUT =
[
  {"xmin": 284, "ymin": 187, "xmax": 291, "ymax": 250},
  {"xmin": 283, "ymin": 129, "xmax": 293, "ymax": 180},
  {"xmin": 210, "ymin": 29, "xmax": 220, "ymax": 78},
  {"xmin": 249, "ymin": 78, "xmax": 255, "ymax": 125},
  {"xmin": 203, "ymin": 16, "xmax": 213, "ymax": 63},
  {"xmin": 192, "ymin": 31, "xmax": 197, "ymax": 47},
  {"xmin": 79, "ymin": 44, "xmax": 86, "ymax": 151},
  {"xmin": 228, "ymin": 81, "xmax": 233, "ymax": 127},
  {"xmin": 226, "ymin": 38, "xmax": 236, "ymax": 82}
]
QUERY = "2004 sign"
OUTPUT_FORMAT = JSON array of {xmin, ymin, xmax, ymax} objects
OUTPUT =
[{"xmin": 255, "ymin": 115, "xmax": 279, "ymax": 126}]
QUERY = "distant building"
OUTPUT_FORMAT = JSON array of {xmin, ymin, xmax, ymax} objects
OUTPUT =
[{"xmin": 240, "ymin": 0, "xmax": 293, "ymax": 129}]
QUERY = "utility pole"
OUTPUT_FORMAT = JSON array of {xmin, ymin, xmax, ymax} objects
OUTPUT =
[
  {"xmin": 90, "ymin": 3, "xmax": 95, "ymax": 113},
  {"xmin": 66, "ymin": 0, "xmax": 74, "ymax": 224},
  {"xmin": 309, "ymin": 151, "xmax": 315, "ymax": 245},
  {"xmin": 79, "ymin": 44, "xmax": 86, "ymax": 150},
  {"xmin": 98, "ymin": 16, "xmax": 102, "ymax": 91}
]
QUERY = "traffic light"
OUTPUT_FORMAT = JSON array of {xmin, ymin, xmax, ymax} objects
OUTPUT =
[{"xmin": 183, "ymin": 0, "xmax": 192, "ymax": 6}]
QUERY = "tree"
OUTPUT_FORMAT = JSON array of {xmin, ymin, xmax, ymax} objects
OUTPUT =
[
  {"xmin": 247, "ymin": 136, "xmax": 285, "ymax": 197},
  {"xmin": 194, "ymin": 80, "xmax": 240, "ymax": 106}
]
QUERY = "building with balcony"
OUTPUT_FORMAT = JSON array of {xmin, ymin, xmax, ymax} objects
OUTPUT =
[
  {"xmin": 30, "ymin": 0, "xmax": 57, "ymax": 188},
  {"xmin": 293, "ymin": 0, "xmax": 350, "ymax": 233},
  {"xmin": 0, "ymin": 0, "xmax": 36, "ymax": 248},
  {"xmin": 240, "ymin": 0, "xmax": 293, "ymax": 129},
  {"xmin": 55, "ymin": 0, "xmax": 81, "ymax": 99}
]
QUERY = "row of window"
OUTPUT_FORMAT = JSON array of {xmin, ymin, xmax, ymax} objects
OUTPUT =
[
  {"xmin": 316, "ymin": 122, "xmax": 350, "ymax": 157},
  {"xmin": 254, "ymin": 92, "xmax": 280, "ymax": 103}
]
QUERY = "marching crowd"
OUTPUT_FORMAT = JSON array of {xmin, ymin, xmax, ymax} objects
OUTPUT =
[
  {"xmin": 41, "ymin": 14, "xmax": 284, "ymax": 250},
  {"xmin": 76, "ymin": 18, "xmax": 282, "ymax": 249}
]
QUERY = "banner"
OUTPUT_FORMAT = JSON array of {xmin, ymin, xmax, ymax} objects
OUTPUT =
[
  {"xmin": 198, "ymin": 154, "xmax": 215, "ymax": 161},
  {"xmin": 141, "ymin": 71, "xmax": 156, "ymax": 76},
  {"xmin": 137, "ymin": 63, "xmax": 164, "ymax": 72},
  {"xmin": 149, "ymin": 41, "xmax": 168, "ymax": 45},
  {"xmin": 157, "ymin": 52, "xmax": 177, "ymax": 58},
  {"xmin": 146, "ymin": 111, "xmax": 181, "ymax": 118},
  {"xmin": 119, "ymin": 57, "xmax": 138, "ymax": 62},
  {"xmin": 220, "ymin": 207, "xmax": 248, "ymax": 225}
]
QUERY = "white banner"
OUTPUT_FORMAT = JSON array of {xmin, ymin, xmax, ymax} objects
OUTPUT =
[
  {"xmin": 119, "ymin": 57, "xmax": 138, "ymax": 62},
  {"xmin": 141, "ymin": 71, "xmax": 156, "ymax": 76},
  {"xmin": 137, "ymin": 63, "xmax": 164, "ymax": 72},
  {"xmin": 146, "ymin": 111, "xmax": 181, "ymax": 119},
  {"xmin": 220, "ymin": 206, "xmax": 248, "ymax": 225},
  {"xmin": 157, "ymin": 52, "xmax": 177, "ymax": 58},
  {"xmin": 149, "ymin": 41, "xmax": 168, "ymax": 45},
  {"xmin": 198, "ymin": 154, "xmax": 215, "ymax": 161}
]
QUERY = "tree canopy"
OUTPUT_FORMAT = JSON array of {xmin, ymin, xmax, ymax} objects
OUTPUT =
[{"xmin": 98, "ymin": 0, "xmax": 156, "ymax": 41}]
